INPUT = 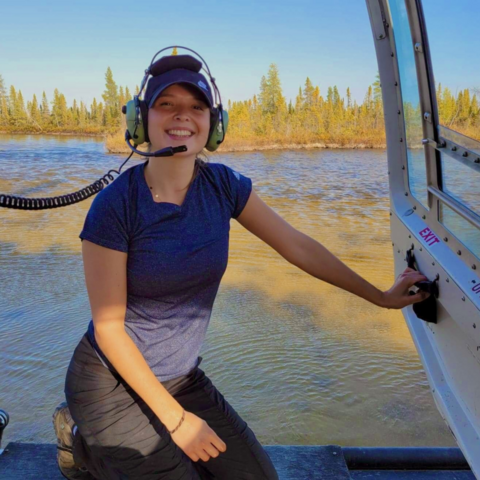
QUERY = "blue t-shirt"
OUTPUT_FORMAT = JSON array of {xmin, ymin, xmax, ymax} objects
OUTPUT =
[{"xmin": 79, "ymin": 160, "xmax": 252, "ymax": 381}]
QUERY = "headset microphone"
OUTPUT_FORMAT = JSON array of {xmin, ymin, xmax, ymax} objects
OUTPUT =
[{"xmin": 125, "ymin": 131, "xmax": 187, "ymax": 157}]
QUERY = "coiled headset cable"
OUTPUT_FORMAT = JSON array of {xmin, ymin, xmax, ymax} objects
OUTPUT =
[{"xmin": 0, "ymin": 152, "xmax": 134, "ymax": 210}]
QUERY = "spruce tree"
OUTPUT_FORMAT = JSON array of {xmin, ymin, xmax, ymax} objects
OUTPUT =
[
  {"xmin": 0, "ymin": 74, "xmax": 7, "ymax": 122},
  {"xmin": 29, "ymin": 94, "xmax": 41, "ymax": 128},
  {"xmin": 303, "ymin": 77, "xmax": 315, "ymax": 108},
  {"xmin": 41, "ymin": 92, "xmax": 50, "ymax": 126},
  {"xmin": 91, "ymin": 98, "xmax": 98, "ymax": 123},
  {"xmin": 102, "ymin": 67, "xmax": 119, "ymax": 126}
]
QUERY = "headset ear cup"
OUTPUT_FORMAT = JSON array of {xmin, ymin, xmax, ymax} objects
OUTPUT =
[
  {"xmin": 139, "ymin": 100, "xmax": 149, "ymax": 143},
  {"xmin": 206, "ymin": 108, "xmax": 228, "ymax": 152},
  {"xmin": 125, "ymin": 97, "xmax": 148, "ymax": 145},
  {"xmin": 206, "ymin": 109, "xmax": 219, "ymax": 151},
  {"xmin": 125, "ymin": 99, "xmax": 138, "ymax": 143}
]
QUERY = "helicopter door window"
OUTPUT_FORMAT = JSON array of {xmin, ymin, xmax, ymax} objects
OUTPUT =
[
  {"xmin": 420, "ymin": 1, "xmax": 480, "ymax": 260},
  {"xmin": 388, "ymin": 0, "xmax": 428, "ymax": 209},
  {"xmin": 438, "ymin": 127, "xmax": 480, "ymax": 215},
  {"xmin": 437, "ymin": 128, "xmax": 480, "ymax": 260},
  {"xmin": 439, "ymin": 203, "xmax": 480, "ymax": 260}
]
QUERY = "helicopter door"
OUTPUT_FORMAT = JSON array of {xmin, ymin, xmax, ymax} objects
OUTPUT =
[{"xmin": 366, "ymin": 0, "xmax": 480, "ymax": 475}]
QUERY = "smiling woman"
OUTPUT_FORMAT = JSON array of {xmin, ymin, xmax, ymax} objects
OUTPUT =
[{"xmin": 52, "ymin": 47, "xmax": 429, "ymax": 480}]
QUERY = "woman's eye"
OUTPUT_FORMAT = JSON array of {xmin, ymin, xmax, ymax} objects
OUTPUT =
[{"xmin": 194, "ymin": 105, "xmax": 204, "ymax": 111}]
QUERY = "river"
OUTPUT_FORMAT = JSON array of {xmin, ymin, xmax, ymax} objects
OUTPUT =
[{"xmin": 0, "ymin": 134, "xmax": 455, "ymax": 448}]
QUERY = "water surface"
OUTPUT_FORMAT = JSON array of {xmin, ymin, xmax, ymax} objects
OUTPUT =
[{"xmin": 0, "ymin": 134, "xmax": 455, "ymax": 448}]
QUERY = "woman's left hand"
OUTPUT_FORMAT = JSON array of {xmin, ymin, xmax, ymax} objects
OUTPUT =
[{"xmin": 380, "ymin": 267, "xmax": 431, "ymax": 309}]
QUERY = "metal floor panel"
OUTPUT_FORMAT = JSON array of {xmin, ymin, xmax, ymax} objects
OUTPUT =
[{"xmin": 0, "ymin": 443, "xmax": 476, "ymax": 479}]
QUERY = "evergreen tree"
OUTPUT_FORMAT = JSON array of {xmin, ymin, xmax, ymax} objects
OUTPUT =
[
  {"xmin": 0, "ymin": 74, "xmax": 7, "ymax": 121},
  {"xmin": 288, "ymin": 100, "xmax": 294, "ymax": 115},
  {"xmin": 257, "ymin": 64, "xmax": 286, "ymax": 117},
  {"xmin": 51, "ymin": 89, "xmax": 69, "ymax": 126},
  {"xmin": 102, "ymin": 67, "xmax": 120, "ymax": 126},
  {"xmin": 97, "ymin": 102, "xmax": 104, "ymax": 126},
  {"xmin": 90, "ymin": 98, "xmax": 98, "ymax": 123},
  {"xmin": 295, "ymin": 87, "xmax": 304, "ymax": 111},
  {"xmin": 29, "ymin": 94, "xmax": 41, "ymax": 128},
  {"xmin": 72, "ymin": 99, "xmax": 79, "ymax": 125},
  {"xmin": 258, "ymin": 75, "xmax": 268, "ymax": 114},
  {"xmin": 346, "ymin": 87, "xmax": 352, "ymax": 110},
  {"xmin": 79, "ymin": 101, "xmax": 87, "ymax": 126},
  {"xmin": 41, "ymin": 91, "xmax": 50, "ymax": 125},
  {"xmin": 0, "ymin": 74, "xmax": 6, "ymax": 99},
  {"xmin": 303, "ymin": 77, "xmax": 315, "ymax": 108}
]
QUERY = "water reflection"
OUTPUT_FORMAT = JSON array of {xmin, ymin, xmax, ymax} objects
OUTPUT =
[{"xmin": 0, "ymin": 135, "xmax": 454, "ymax": 447}]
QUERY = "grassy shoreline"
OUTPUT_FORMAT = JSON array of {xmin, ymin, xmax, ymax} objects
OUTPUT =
[{"xmin": 1, "ymin": 129, "xmax": 387, "ymax": 151}]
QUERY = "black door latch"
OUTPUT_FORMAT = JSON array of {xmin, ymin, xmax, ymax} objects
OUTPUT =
[{"xmin": 405, "ymin": 247, "xmax": 439, "ymax": 324}]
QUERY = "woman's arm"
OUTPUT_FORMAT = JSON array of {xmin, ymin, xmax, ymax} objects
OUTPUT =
[
  {"xmin": 81, "ymin": 239, "xmax": 226, "ymax": 462},
  {"xmin": 236, "ymin": 190, "xmax": 429, "ymax": 309}
]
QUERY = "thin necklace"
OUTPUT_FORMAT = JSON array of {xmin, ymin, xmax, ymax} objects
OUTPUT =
[{"xmin": 146, "ymin": 161, "xmax": 198, "ymax": 200}]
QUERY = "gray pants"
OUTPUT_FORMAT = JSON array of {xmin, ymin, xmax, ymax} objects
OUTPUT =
[{"xmin": 65, "ymin": 334, "xmax": 279, "ymax": 480}]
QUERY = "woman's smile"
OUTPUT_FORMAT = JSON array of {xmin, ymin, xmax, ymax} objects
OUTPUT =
[{"xmin": 165, "ymin": 128, "xmax": 195, "ymax": 141}]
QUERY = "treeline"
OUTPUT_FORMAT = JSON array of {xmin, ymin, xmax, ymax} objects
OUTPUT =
[
  {"xmin": 224, "ymin": 65, "xmax": 479, "ymax": 148},
  {"xmin": 225, "ymin": 65, "xmax": 385, "ymax": 147},
  {"xmin": 0, "ymin": 68, "xmax": 137, "ymax": 134},
  {"xmin": 0, "ymin": 65, "xmax": 478, "ymax": 148}
]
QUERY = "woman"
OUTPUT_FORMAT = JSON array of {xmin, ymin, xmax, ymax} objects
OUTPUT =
[{"xmin": 54, "ymin": 52, "xmax": 430, "ymax": 480}]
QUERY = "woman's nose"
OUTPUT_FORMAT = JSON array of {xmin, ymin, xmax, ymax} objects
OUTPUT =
[
  {"xmin": 173, "ymin": 105, "xmax": 190, "ymax": 121},
  {"xmin": 174, "ymin": 112, "xmax": 190, "ymax": 121}
]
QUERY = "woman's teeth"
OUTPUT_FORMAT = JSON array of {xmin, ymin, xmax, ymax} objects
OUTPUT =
[{"xmin": 167, "ymin": 130, "xmax": 193, "ymax": 137}]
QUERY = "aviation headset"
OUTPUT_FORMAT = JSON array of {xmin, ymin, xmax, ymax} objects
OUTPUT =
[
  {"xmin": 123, "ymin": 45, "xmax": 229, "ymax": 156},
  {"xmin": 0, "ymin": 46, "xmax": 228, "ymax": 210}
]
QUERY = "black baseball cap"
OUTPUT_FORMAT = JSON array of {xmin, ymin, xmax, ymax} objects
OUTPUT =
[{"xmin": 144, "ymin": 55, "xmax": 214, "ymax": 109}]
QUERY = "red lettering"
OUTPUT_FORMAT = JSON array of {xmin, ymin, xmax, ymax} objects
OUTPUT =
[{"xmin": 418, "ymin": 227, "xmax": 440, "ymax": 247}]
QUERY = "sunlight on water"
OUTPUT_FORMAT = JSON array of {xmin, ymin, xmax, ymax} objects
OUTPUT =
[{"xmin": 0, "ymin": 135, "xmax": 454, "ymax": 447}]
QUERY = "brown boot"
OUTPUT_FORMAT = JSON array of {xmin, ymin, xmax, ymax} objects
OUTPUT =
[{"xmin": 52, "ymin": 401, "xmax": 95, "ymax": 479}]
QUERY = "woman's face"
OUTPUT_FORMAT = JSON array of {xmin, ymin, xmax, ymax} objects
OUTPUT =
[{"xmin": 147, "ymin": 84, "xmax": 211, "ymax": 157}]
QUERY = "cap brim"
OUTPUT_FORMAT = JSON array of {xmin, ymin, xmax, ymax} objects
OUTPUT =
[{"xmin": 147, "ymin": 81, "xmax": 213, "ymax": 109}]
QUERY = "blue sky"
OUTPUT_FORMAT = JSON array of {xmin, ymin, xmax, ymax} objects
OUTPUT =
[{"xmin": 1, "ymin": 0, "xmax": 478, "ymax": 108}]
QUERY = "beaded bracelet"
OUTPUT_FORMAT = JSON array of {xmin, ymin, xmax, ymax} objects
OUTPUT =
[{"xmin": 169, "ymin": 410, "xmax": 186, "ymax": 434}]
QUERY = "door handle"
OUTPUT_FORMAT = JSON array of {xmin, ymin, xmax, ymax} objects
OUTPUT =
[{"xmin": 405, "ymin": 247, "xmax": 439, "ymax": 324}]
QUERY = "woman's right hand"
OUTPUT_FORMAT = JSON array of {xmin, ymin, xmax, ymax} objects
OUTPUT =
[{"xmin": 170, "ymin": 411, "xmax": 227, "ymax": 462}]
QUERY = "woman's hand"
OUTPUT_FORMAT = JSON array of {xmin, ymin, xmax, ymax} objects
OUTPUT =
[
  {"xmin": 381, "ymin": 267, "xmax": 431, "ymax": 309},
  {"xmin": 170, "ymin": 411, "xmax": 227, "ymax": 463}
]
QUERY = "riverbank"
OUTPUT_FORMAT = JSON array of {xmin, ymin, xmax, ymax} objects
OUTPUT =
[
  {"xmin": 0, "ymin": 130, "xmax": 389, "ymax": 152},
  {"xmin": 104, "ymin": 130, "xmax": 386, "ymax": 153}
]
